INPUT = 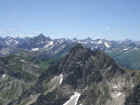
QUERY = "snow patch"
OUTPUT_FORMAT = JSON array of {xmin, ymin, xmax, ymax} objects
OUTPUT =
[
  {"xmin": 63, "ymin": 92, "xmax": 81, "ymax": 105},
  {"xmin": 2, "ymin": 74, "xmax": 6, "ymax": 78},
  {"xmin": 116, "ymin": 92, "xmax": 122, "ymax": 97},
  {"xmin": 97, "ymin": 40, "xmax": 103, "ymax": 44},
  {"xmin": 59, "ymin": 74, "xmax": 63, "ymax": 85},
  {"xmin": 49, "ymin": 41, "xmax": 54, "ymax": 45},
  {"xmin": 111, "ymin": 91, "xmax": 123, "ymax": 98},
  {"xmin": 104, "ymin": 42, "xmax": 110, "ymax": 48},
  {"xmin": 112, "ymin": 85, "xmax": 119, "ymax": 89},
  {"xmin": 123, "ymin": 48, "xmax": 129, "ymax": 51},
  {"xmin": 32, "ymin": 48, "xmax": 39, "ymax": 51},
  {"xmin": 44, "ymin": 41, "xmax": 54, "ymax": 48}
]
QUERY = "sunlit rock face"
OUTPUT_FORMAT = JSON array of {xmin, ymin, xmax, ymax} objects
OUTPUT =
[{"xmin": 104, "ymin": 74, "xmax": 137, "ymax": 105}]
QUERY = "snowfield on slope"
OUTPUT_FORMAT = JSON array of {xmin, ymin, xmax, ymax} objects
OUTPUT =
[{"xmin": 63, "ymin": 92, "xmax": 81, "ymax": 105}]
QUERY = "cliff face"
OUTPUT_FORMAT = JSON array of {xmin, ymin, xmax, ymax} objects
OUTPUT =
[{"xmin": 24, "ymin": 44, "xmax": 140, "ymax": 105}]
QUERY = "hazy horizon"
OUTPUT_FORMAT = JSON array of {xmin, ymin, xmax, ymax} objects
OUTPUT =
[
  {"xmin": 0, "ymin": 0, "xmax": 140, "ymax": 40},
  {"xmin": 0, "ymin": 32, "xmax": 139, "ymax": 41}
]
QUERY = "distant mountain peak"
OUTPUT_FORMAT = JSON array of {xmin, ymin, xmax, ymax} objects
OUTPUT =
[
  {"xmin": 71, "ymin": 43, "xmax": 84, "ymax": 50},
  {"xmin": 38, "ymin": 33, "xmax": 46, "ymax": 37},
  {"xmin": 35, "ymin": 33, "xmax": 46, "ymax": 39}
]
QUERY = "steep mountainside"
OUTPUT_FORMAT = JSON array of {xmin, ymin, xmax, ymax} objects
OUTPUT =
[
  {"xmin": 0, "ymin": 55, "xmax": 43, "ymax": 105},
  {"xmin": 12, "ymin": 44, "xmax": 140, "ymax": 105}
]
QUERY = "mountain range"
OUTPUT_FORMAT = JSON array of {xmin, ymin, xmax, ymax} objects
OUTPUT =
[
  {"xmin": 0, "ymin": 44, "xmax": 140, "ymax": 105},
  {"xmin": 0, "ymin": 34, "xmax": 140, "ymax": 70}
]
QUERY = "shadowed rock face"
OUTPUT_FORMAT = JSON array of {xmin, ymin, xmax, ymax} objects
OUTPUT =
[
  {"xmin": 1, "ymin": 44, "xmax": 140, "ymax": 105},
  {"xmin": 124, "ymin": 84, "xmax": 140, "ymax": 105}
]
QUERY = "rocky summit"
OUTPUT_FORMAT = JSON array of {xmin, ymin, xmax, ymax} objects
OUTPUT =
[{"xmin": 5, "ymin": 44, "xmax": 138, "ymax": 105}]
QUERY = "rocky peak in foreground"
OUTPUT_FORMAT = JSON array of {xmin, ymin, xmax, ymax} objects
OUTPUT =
[
  {"xmin": 57, "ymin": 44, "xmax": 124, "ymax": 88},
  {"xmin": 4, "ymin": 44, "xmax": 140, "ymax": 105}
]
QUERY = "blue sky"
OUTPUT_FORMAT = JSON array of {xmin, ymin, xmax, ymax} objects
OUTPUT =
[{"xmin": 0, "ymin": 0, "xmax": 140, "ymax": 40}]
